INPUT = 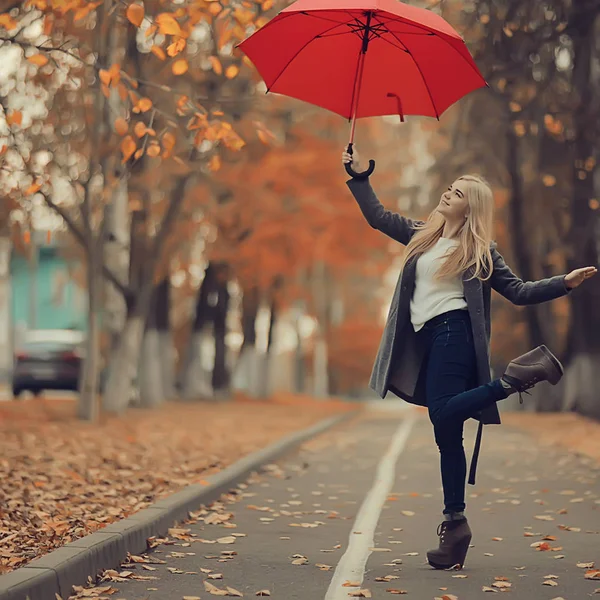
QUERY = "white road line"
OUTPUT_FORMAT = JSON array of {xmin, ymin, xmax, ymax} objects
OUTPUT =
[{"xmin": 324, "ymin": 416, "xmax": 417, "ymax": 600}]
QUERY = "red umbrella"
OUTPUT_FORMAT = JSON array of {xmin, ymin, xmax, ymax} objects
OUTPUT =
[{"xmin": 238, "ymin": 0, "xmax": 487, "ymax": 178}]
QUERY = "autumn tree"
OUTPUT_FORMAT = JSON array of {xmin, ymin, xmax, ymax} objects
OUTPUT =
[{"xmin": 0, "ymin": 0, "xmax": 276, "ymax": 417}]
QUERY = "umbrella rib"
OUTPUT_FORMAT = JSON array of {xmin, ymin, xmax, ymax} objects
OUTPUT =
[
  {"xmin": 381, "ymin": 24, "xmax": 440, "ymax": 120},
  {"xmin": 381, "ymin": 15, "xmax": 486, "ymax": 103},
  {"xmin": 265, "ymin": 21, "xmax": 349, "ymax": 94}
]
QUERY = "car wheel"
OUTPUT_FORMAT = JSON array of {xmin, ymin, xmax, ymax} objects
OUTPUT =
[
  {"xmin": 32, "ymin": 389, "xmax": 43, "ymax": 397},
  {"xmin": 12, "ymin": 388, "xmax": 22, "ymax": 400}
]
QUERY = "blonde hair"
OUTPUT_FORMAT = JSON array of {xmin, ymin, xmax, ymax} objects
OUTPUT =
[{"xmin": 398, "ymin": 174, "xmax": 494, "ymax": 282}]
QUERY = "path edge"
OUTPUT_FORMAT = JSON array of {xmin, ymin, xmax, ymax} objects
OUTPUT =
[{"xmin": 0, "ymin": 411, "xmax": 357, "ymax": 600}]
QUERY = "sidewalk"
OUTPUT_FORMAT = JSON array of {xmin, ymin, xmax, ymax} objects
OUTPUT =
[{"xmin": 84, "ymin": 409, "xmax": 600, "ymax": 600}]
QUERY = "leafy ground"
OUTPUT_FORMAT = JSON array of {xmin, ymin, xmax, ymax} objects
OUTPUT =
[
  {"xmin": 0, "ymin": 394, "xmax": 353, "ymax": 573},
  {"xmin": 502, "ymin": 411, "xmax": 600, "ymax": 464}
]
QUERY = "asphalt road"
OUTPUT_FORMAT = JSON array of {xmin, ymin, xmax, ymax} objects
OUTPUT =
[{"xmin": 102, "ymin": 407, "xmax": 600, "ymax": 600}]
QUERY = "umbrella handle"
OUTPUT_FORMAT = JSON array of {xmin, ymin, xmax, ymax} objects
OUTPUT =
[{"xmin": 344, "ymin": 143, "xmax": 375, "ymax": 179}]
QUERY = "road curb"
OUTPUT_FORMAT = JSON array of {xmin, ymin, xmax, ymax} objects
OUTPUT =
[{"xmin": 0, "ymin": 411, "xmax": 355, "ymax": 600}]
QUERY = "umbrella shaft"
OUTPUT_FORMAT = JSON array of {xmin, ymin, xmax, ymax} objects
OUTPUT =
[{"xmin": 349, "ymin": 11, "xmax": 372, "ymax": 144}]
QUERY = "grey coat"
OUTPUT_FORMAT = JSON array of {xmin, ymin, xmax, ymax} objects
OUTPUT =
[{"xmin": 348, "ymin": 178, "xmax": 571, "ymax": 481}]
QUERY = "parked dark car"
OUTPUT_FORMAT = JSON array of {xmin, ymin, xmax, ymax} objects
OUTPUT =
[{"xmin": 12, "ymin": 330, "xmax": 85, "ymax": 398}]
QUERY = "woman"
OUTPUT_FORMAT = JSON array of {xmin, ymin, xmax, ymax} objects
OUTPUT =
[{"xmin": 342, "ymin": 147, "xmax": 597, "ymax": 570}]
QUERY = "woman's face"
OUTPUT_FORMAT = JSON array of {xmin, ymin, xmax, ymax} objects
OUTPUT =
[{"xmin": 438, "ymin": 179, "xmax": 469, "ymax": 221}]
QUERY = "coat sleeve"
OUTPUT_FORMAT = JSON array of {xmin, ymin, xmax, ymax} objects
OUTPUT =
[
  {"xmin": 346, "ymin": 177, "xmax": 423, "ymax": 246},
  {"xmin": 490, "ymin": 246, "xmax": 571, "ymax": 305}
]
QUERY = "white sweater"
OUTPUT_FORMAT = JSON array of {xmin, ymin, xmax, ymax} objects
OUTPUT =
[{"xmin": 410, "ymin": 237, "xmax": 468, "ymax": 332}]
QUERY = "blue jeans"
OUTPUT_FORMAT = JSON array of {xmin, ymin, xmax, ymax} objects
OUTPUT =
[{"xmin": 416, "ymin": 309, "xmax": 508, "ymax": 515}]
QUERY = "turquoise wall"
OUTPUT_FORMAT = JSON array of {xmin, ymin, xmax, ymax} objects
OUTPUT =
[{"xmin": 11, "ymin": 247, "xmax": 86, "ymax": 331}]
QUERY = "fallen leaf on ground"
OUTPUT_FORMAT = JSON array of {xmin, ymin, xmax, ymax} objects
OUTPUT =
[
  {"xmin": 535, "ymin": 515, "xmax": 555, "ymax": 521},
  {"xmin": 386, "ymin": 591, "xmax": 407, "ymax": 595},
  {"xmin": 401, "ymin": 511, "xmax": 415, "ymax": 516},
  {"xmin": 292, "ymin": 557, "xmax": 308, "ymax": 565},
  {"xmin": 183, "ymin": 597, "xmax": 201, "ymax": 600},
  {"xmin": 543, "ymin": 577, "xmax": 559, "ymax": 585},
  {"xmin": 348, "ymin": 590, "xmax": 372, "ymax": 598},
  {"xmin": 226, "ymin": 587, "xmax": 243, "ymax": 597},
  {"xmin": 204, "ymin": 581, "xmax": 228, "ymax": 596},
  {"xmin": 482, "ymin": 586, "xmax": 498, "ymax": 592},
  {"xmin": 0, "ymin": 398, "xmax": 347, "ymax": 572},
  {"xmin": 343, "ymin": 581, "xmax": 361, "ymax": 587},
  {"xmin": 492, "ymin": 581, "xmax": 511, "ymax": 589},
  {"xmin": 585, "ymin": 570, "xmax": 600, "ymax": 580},
  {"xmin": 255, "ymin": 591, "xmax": 271, "ymax": 596},
  {"xmin": 375, "ymin": 575, "xmax": 399, "ymax": 582},
  {"xmin": 492, "ymin": 537, "xmax": 503, "ymax": 542},
  {"xmin": 217, "ymin": 536, "xmax": 236, "ymax": 544},
  {"xmin": 577, "ymin": 562, "xmax": 595, "ymax": 568},
  {"xmin": 435, "ymin": 595, "xmax": 458, "ymax": 600}
]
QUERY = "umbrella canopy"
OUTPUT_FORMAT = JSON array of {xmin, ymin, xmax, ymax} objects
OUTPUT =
[{"xmin": 238, "ymin": 0, "xmax": 487, "ymax": 122}]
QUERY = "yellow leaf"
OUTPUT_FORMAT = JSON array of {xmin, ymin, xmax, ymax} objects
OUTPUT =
[
  {"xmin": 6, "ymin": 110, "xmax": 23, "ymax": 126},
  {"xmin": 503, "ymin": 26, "xmax": 513, "ymax": 37},
  {"xmin": 145, "ymin": 24, "xmax": 157, "ymax": 37},
  {"xmin": 162, "ymin": 131, "xmax": 176, "ymax": 151},
  {"xmin": 27, "ymin": 54, "xmax": 49, "ymax": 67},
  {"xmin": 262, "ymin": 0, "xmax": 274, "ymax": 10},
  {"xmin": 0, "ymin": 144, "xmax": 7, "ymax": 155},
  {"xmin": 172, "ymin": 59, "xmax": 188, "ymax": 75},
  {"xmin": 209, "ymin": 3, "xmax": 222, "ymax": 16},
  {"xmin": 225, "ymin": 65, "xmax": 239, "ymax": 79},
  {"xmin": 126, "ymin": 2, "xmax": 145, "ymax": 27},
  {"xmin": 134, "ymin": 122, "xmax": 147, "ymax": 138},
  {"xmin": 208, "ymin": 155, "xmax": 221, "ymax": 172},
  {"xmin": 114, "ymin": 117, "xmax": 129, "ymax": 135},
  {"xmin": 121, "ymin": 135, "xmax": 136, "ymax": 163},
  {"xmin": 25, "ymin": 182, "xmax": 41, "ymax": 195},
  {"xmin": 99, "ymin": 69, "xmax": 111, "ymax": 86},
  {"xmin": 0, "ymin": 14, "xmax": 18, "ymax": 30},
  {"xmin": 210, "ymin": 56, "xmax": 222, "ymax": 75},
  {"xmin": 542, "ymin": 174, "xmax": 556, "ymax": 187},
  {"xmin": 134, "ymin": 148, "xmax": 144, "ymax": 160},
  {"xmin": 146, "ymin": 142, "xmax": 161, "ymax": 157},
  {"xmin": 151, "ymin": 45, "xmax": 166, "ymax": 60},
  {"xmin": 137, "ymin": 97, "xmax": 152, "ymax": 112},
  {"xmin": 156, "ymin": 13, "xmax": 181, "ymax": 36},
  {"xmin": 167, "ymin": 38, "xmax": 186, "ymax": 57}
]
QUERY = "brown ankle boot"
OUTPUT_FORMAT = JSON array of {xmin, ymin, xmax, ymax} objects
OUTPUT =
[
  {"xmin": 501, "ymin": 345, "xmax": 564, "ymax": 403},
  {"xmin": 427, "ymin": 518, "xmax": 472, "ymax": 570}
]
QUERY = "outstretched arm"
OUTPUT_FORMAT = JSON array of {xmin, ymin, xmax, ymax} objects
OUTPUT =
[
  {"xmin": 490, "ymin": 246, "xmax": 572, "ymax": 305},
  {"xmin": 343, "ymin": 148, "xmax": 422, "ymax": 246}
]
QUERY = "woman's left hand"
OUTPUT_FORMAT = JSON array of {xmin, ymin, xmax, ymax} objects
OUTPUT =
[{"xmin": 565, "ymin": 266, "xmax": 598, "ymax": 289}]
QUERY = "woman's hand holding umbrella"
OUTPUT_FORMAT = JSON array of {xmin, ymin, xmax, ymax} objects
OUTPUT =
[{"xmin": 342, "ymin": 147, "xmax": 361, "ymax": 171}]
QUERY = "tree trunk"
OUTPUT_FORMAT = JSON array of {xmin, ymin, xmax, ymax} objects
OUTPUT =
[
  {"xmin": 312, "ymin": 261, "xmax": 329, "ymax": 398},
  {"xmin": 293, "ymin": 302, "xmax": 306, "ymax": 394},
  {"xmin": 156, "ymin": 277, "xmax": 176, "ymax": 400},
  {"xmin": 562, "ymin": 10, "xmax": 600, "ymax": 419},
  {"xmin": 0, "ymin": 231, "xmax": 12, "ymax": 385},
  {"xmin": 102, "ymin": 304, "xmax": 148, "ymax": 413},
  {"xmin": 211, "ymin": 265, "xmax": 230, "ymax": 398},
  {"xmin": 255, "ymin": 290, "xmax": 278, "ymax": 399},
  {"xmin": 180, "ymin": 262, "xmax": 217, "ymax": 399},
  {"xmin": 232, "ymin": 286, "xmax": 259, "ymax": 395},
  {"xmin": 138, "ymin": 283, "xmax": 164, "ymax": 408},
  {"xmin": 78, "ymin": 241, "xmax": 101, "ymax": 421},
  {"xmin": 102, "ymin": 210, "xmax": 150, "ymax": 413}
]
